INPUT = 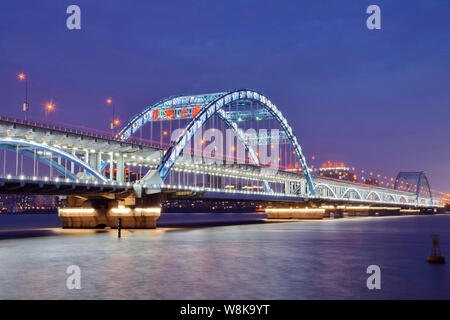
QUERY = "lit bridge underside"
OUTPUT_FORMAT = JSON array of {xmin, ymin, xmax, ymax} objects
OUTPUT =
[{"xmin": 0, "ymin": 89, "xmax": 444, "ymax": 227}]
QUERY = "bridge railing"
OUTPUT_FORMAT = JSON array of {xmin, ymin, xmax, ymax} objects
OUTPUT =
[{"xmin": 0, "ymin": 173, "xmax": 134, "ymax": 187}]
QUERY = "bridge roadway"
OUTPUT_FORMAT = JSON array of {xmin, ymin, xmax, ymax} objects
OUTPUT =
[{"xmin": 0, "ymin": 117, "xmax": 443, "ymax": 229}]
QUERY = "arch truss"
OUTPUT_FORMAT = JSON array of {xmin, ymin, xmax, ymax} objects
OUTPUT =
[
  {"xmin": 117, "ymin": 89, "xmax": 316, "ymax": 195},
  {"xmin": 394, "ymin": 171, "xmax": 432, "ymax": 203},
  {"xmin": 0, "ymin": 138, "xmax": 107, "ymax": 182}
]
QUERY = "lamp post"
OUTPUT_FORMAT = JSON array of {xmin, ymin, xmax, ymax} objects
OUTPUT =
[
  {"xmin": 107, "ymin": 98, "xmax": 118, "ymax": 133},
  {"xmin": 18, "ymin": 73, "xmax": 29, "ymax": 120},
  {"xmin": 45, "ymin": 102, "xmax": 54, "ymax": 123}
]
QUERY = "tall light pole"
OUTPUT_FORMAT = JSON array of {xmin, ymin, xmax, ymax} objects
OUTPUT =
[
  {"xmin": 18, "ymin": 73, "xmax": 29, "ymax": 120},
  {"xmin": 107, "ymin": 98, "xmax": 119, "ymax": 134}
]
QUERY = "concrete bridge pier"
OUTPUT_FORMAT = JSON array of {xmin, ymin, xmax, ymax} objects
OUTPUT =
[
  {"xmin": 58, "ymin": 197, "xmax": 110, "ymax": 228},
  {"xmin": 58, "ymin": 192, "xmax": 161, "ymax": 229}
]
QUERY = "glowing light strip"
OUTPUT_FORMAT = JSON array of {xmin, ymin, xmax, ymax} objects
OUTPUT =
[
  {"xmin": 265, "ymin": 208, "xmax": 325, "ymax": 214},
  {"xmin": 340, "ymin": 206, "xmax": 401, "ymax": 211},
  {"xmin": 111, "ymin": 206, "xmax": 132, "ymax": 214},
  {"xmin": 58, "ymin": 208, "xmax": 96, "ymax": 216},
  {"xmin": 109, "ymin": 206, "xmax": 161, "ymax": 216},
  {"xmin": 135, "ymin": 207, "xmax": 161, "ymax": 215}
]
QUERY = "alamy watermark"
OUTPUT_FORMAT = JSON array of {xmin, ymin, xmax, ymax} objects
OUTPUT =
[
  {"xmin": 366, "ymin": 5, "xmax": 381, "ymax": 30},
  {"xmin": 170, "ymin": 127, "xmax": 281, "ymax": 173},
  {"xmin": 65, "ymin": 5, "xmax": 381, "ymax": 32},
  {"xmin": 366, "ymin": 265, "xmax": 381, "ymax": 290},
  {"xmin": 66, "ymin": 5, "xmax": 81, "ymax": 30},
  {"xmin": 66, "ymin": 265, "xmax": 81, "ymax": 290}
]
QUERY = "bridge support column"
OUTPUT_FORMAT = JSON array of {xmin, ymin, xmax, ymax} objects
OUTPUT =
[
  {"xmin": 89, "ymin": 152, "xmax": 97, "ymax": 171},
  {"xmin": 301, "ymin": 182, "xmax": 307, "ymax": 195},
  {"xmin": 84, "ymin": 149, "xmax": 89, "ymax": 173},
  {"xmin": 71, "ymin": 149, "xmax": 76, "ymax": 174},
  {"xmin": 285, "ymin": 181, "xmax": 297, "ymax": 194},
  {"xmin": 109, "ymin": 152, "xmax": 114, "ymax": 182},
  {"xmin": 96, "ymin": 151, "xmax": 102, "ymax": 173}
]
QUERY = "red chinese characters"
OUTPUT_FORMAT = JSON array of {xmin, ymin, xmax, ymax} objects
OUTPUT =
[
  {"xmin": 192, "ymin": 105, "xmax": 200, "ymax": 117},
  {"xmin": 152, "ymin": 109, "xmax": 159, "ymax": 120},
  {"xmin": 165, "ymin": 109, "xmax": 175, "ymax": 119}
]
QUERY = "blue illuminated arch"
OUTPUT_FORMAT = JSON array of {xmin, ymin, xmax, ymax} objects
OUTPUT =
[
  {"xmin": 118, "ymin": 92, "xmax": 273, "ymax": 192},
  {"xmin": 383, "ymin": 194, "xmax": 396, "ymax": 202},
  {"xmin": 156, "ymin": 89, "xmax": 316, "ymax": 195},
  {"xmin": 315, "ymin": 183, "xmax": 337, "ymax": 198},
  {"xmin": 215, "ymin": 109, "xmax": 271, "ymax": 192},
  {"xmin": 366, "ymin": 191, "xmax": 381, "ymax": 201},
  {"xmin": 117, "ymin": 93, "xmax": 226, "ymax": 140},
  {"xmin": 394, "ymin": 171, "xmax": 433, "ymax": 204},
  {"xmin": 119, "ymin": 89, "xmax": 316, "ymax": 195},
  {"xmin": 0, "ymin": 138, "xmax": 107, "ymax": 182},
  {"xmin": 341, "ymin": 187, "xmax": 362, "ymax": 200}
]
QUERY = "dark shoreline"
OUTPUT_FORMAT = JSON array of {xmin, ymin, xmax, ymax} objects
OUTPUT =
[{"xmin": 0, "ymin": 212, "xmax": 269, "ymax": 239}]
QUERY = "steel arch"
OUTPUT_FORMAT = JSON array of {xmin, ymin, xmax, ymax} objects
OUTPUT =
[
  {"xmin": 366, "ymin": 191, "xmax": 381, "ymax": 201},
  {"xmin": 216, "ymin": 109, "xmax": 271, "ymax": 192},
  {"xmin": 394, "ymin": 171, "xmax": 433, "ymax": 204},
  {"xmin": 140, "ymin": 89, "xmax": 315, "ymax": 195},
  {"xmin": 383, "ymin": 194, "xmax": 396, "ymax": 202},
  {"xmin": 117, "ymin": 93, "xmax": 226, "ymax": 140},
  {"xmin": 0, "ymin": 138, "xmax": 107, "ymax": 182},
  {"xmin": 118, "ymin": 91, "xmax": 273, "ymax": 192},
  {"xmin": 315, "ymin": 183, "xmax": 337, "ymax": 198}
]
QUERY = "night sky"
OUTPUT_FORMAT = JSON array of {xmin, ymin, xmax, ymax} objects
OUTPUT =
[{"xmin": 0, "ymin": 1, "xmax": 449, "ymax": 192}]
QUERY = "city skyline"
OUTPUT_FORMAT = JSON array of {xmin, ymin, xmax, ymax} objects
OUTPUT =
[{"xmin": 0, "ymin": 1, "xmax": 449, "ymax": 192}]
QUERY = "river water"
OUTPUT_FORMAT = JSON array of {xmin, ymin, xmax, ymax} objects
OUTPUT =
[{"xmin": 0, "ymin": 214, "xmax": 449, "ymax": 299}]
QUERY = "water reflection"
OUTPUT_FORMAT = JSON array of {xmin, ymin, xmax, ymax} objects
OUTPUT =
[{"xmin": 0, "ymin": 215, "xmax": 449, "ymax": 299}]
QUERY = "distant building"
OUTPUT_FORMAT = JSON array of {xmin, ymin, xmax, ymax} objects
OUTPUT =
[
  {"xmin": 0, "ymin": 194, "xmax": 59, "ymax": 213},
  {"xmin": 319, "ymin": 162, "xmax": 357, "ymax": 182}
]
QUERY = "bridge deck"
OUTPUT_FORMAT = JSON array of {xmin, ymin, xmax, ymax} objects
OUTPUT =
[{"xmin": 0, "ymin": 177, "xmax": 132, "ymax": 195}]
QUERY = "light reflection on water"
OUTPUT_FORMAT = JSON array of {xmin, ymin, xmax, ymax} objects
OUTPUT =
[{"xmin": 0, "ymin": 215, "xmax": 449, "ymax": 299}]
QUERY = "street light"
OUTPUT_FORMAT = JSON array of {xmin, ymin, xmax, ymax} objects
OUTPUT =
[
  {"xmin": 106, "ymin": 98, "xmax": 117, "ymax": 133},
  {"xmin": 45, "ymin": 102, "xmax": 54, "ymax": 122},
  {"xmin": 18, "ymin": 73, "xmax": 29, "ymax": 120}
]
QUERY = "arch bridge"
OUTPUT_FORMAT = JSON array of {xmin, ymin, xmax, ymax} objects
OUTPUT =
[{"xmin": 0, "ymin": 89, "xmax": 443, "ymax": 227}]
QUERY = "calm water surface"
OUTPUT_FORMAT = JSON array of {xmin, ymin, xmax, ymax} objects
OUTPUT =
[{"xmin": 0, "ymin": 214, "xmax": 449, "ymax": 299}]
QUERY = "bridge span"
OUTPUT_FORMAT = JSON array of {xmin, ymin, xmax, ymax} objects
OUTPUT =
[{"xmin": 0, "ymin": 89, "xmax": 444, "ymax": 228}]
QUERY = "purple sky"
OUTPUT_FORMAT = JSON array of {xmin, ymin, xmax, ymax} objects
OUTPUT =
[{"xmin": 0, "ymin": 1, "xmax": 449, "ymax": 193}]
